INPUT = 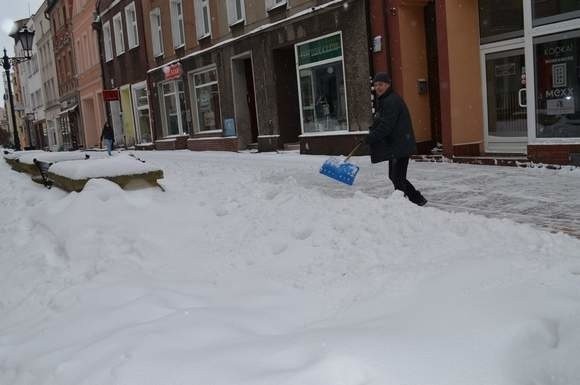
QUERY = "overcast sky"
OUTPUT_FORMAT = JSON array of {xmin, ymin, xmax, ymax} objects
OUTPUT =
[{"xmin": 1, "ymin": 0, "xmax": 45, "ymax": 100}]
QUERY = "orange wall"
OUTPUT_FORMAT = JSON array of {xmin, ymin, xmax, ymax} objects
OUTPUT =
[
  {"xmin": 445, "ymin": 0, "xmax": 484, "ymax": 146},
  {"xmin": 73, "ymin": 0, "xmax": 105, "ymax": 147},
  {"xmin": 399, "ymin": 4, "xmax": 431, "ymax": 143}
]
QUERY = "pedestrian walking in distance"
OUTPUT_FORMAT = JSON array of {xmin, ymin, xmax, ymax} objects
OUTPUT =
[
  {"xmin": 100, "ymin": 122, "xmax": 115, "ymax": 156},
  {"xmin": 364, "ymin": 72, "xmax": 427, "ymax": 206}
]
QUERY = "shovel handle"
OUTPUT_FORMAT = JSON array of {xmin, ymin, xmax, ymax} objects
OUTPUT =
[{"xmin": 344, "ymin": 142, "xmax": 363, "ymax": 162}]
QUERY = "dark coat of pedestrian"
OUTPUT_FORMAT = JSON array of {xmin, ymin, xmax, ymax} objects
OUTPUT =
[
  {"xmin": 365, "ymin": 72, "xmax": 427, "ymax": 206},
  {"xmin": 101, "ymin": 122, "xmax": 115, "ymax": 155},
  {"xmin": 100, "ymin": 122, "xmax": 114, "ymax": 141}
]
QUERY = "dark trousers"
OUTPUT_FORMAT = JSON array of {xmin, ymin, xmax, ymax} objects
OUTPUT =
[{"xmin": 388, "ymin": 157, "xmax": 423, "ymax": 205}]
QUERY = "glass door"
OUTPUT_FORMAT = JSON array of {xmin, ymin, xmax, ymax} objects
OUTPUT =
[{"xmin": 484, "ymin": 49, "xmax": 528, "ymax": 153}]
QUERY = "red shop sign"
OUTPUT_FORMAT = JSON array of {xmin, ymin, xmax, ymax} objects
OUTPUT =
[
  {"xmin": 164, "ymin": 63, "xmax": 183, "ymax": 80},
  {"xmin": 103, "ymin": 89, "xmax": 119, "ymax": 101}
]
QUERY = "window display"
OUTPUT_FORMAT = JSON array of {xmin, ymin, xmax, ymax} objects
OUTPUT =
[
  {"xmin": 535, "ymin": 30, "xmax": 580, "ymax": 138},
  {"xmin": 296, "ymin": 34, "xmax": 347, "ymax": 134}
]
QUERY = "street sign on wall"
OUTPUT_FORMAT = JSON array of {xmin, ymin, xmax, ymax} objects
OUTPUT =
[
  {"xmin": 164, "ymin": 63, "xmax": 183, "ymax": 80},
  {"xmin": 103, "ymin": 89, "xmax": 119, "ymax": 101}
]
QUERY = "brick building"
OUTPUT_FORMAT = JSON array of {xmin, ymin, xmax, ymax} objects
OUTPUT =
[{"xmin": 47, "ymin": 0, "xmax": 83, "ymax": 150}]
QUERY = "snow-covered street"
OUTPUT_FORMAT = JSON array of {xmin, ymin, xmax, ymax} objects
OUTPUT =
[{"xmin": 1, "ymin": 150, "xmax": 579, "ymax": 385}]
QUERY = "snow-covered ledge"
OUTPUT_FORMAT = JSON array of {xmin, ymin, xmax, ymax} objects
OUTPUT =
[{"xmin": 48, "ymin": 154, "xmax": 164, "ymax": 192}]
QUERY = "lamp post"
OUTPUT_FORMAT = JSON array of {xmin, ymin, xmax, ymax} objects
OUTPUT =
[{"xmin": 2, "ymin": 26, "xmax": 35, "ymax": 151}]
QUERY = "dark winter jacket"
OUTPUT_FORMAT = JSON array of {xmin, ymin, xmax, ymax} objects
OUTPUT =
[
  {"xmin": 101, "ymin": 125, "xmax": 114, "ymax": 141},
  {"xmin": 365, "ymin": 88, "xmax": 417, "ymax": 163}
]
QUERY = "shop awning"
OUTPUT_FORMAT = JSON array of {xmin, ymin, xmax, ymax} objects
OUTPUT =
[{"xmin": 58, "ymin": 104, "xmax": 78, "ymax": 115}]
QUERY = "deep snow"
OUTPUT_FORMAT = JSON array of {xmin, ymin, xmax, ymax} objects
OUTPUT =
[{"xmin": 1, "ymin": 150, "xmax": 579, "ymax": 385}]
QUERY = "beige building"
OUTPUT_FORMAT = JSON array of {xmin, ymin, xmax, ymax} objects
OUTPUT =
[
  {"xmin": 72, "ymin": 0, "xmax": 106, "ymax": 149},
  {"xmin": 36, "ymin": 0, "xmax": 62, "ymax": 151}
]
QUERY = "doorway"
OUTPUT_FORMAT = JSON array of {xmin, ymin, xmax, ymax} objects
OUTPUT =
[
  {"xmin": 232, "ymin": 53, "xmax": 259, "ymax": 149},
  {"xmin": 482, "ymin": 48, "xmax": 528, "ymax": 153},
  {"xmin": 273, "ymin": 46, "xmax": 301, "ymax": 145}
]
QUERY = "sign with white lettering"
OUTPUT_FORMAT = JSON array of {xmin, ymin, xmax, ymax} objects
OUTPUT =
[{"xmin": 547, "ymin": 98, "xmax": 575, "ymax": 115}]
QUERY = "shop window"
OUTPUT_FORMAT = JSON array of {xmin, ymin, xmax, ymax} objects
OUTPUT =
[
  {"xmin": 479, "ymin": 0, "xmax": 524, "ymax": 43},
  {"xmin": 132, "ymin": 83, "xmax": 152, "ymax": 143},
  {"xmin": 190, "ymin": 67, "xmax": 222, "ymax": 132},
  {"xmin": 296, "ymin": 33, "xmax": 348, "ymax": 134},
  {"xmin": 159, "ymin": 80, "xmax": 187, "ymax": 136},
  {"xmin": 533, "ymin": 0, "xmax": 580, "ymax": 26},
  {"xmin": 534, "ymin": 30, "xmax": 580, "ymax": 138}
]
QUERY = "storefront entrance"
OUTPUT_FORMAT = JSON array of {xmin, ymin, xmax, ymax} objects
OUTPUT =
[
  {"xmin": 482, "ymin": 48, "xmax": 528, "ymax": 153},
  {"xmin": 479, "ymin": 0, "xmax": 580, "ymax": 156},
  {"xmin": 232, "ymin": 53, "xmax": 259, "ymax": 149}
]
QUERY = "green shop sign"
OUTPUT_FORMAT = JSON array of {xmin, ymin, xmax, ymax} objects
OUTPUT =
[{"xmin": 297, "ymin": 34, "xmax": 342, "ymax": 66}]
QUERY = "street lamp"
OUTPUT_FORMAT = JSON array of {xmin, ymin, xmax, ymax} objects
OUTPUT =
[{"xmin": 2, "ymin": 26, "xmax": 35, "ymax": 151}]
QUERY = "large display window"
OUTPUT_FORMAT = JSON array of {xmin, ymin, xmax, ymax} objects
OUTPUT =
[
  {"xmin": 295, "ymin": 33, "xmax": 348, "ymax": 134},
  {"xmin": 190, "ymin": 67, "xmax": 222, "ymax": 133},
  {"xmin": 534, "ymin": 30, "xmax": 580, "ymax": 138},
  {"xmin": 159, "ymin": 80, "xmax": 187, "ymax": 136}
]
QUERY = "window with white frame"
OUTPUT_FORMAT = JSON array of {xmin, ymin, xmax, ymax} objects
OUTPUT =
[
  {"xmin": 226, "ymin": 0, "xmax": 245, "ymax": 26},
  {"xmin": 266, "ymin": 0, "xmax": 287, "ymax": 11},
  {"xmin": 296, "ymin": 33, "xmax": 348, "ymax": 134},
  {"xmin": 112, "ymin": 13, "xmax": 125, "ymax": 56},
  {"xmin": 132, "ymin": 82, "xmax": 152, "ymax": 143},
  {"xmin": 150, "ymin": 8, "xmax": 164, "ymax": 57},
  {"xmin": 170, "ymin": 0, "xmax": 185, "ymax": 48},
  {"xmin": 190, "ymin": 67, "xmax": 221, "ymax": 132},
  {"xmin": 159, "ymin": 80, "xmax": 187, "ymax": 136},
  {"xmin": 103, "ymin": 21, "xmax": 113, "ymax": 61},
  {"xmin": 125, "ymin": 2, "xmax": 139, "ymax": 49},
  {"xmin": 195, "ymin": 0, "xmax": 211, "ymax": 39}
]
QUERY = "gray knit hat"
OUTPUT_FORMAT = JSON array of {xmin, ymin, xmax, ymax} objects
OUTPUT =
[{"xmin": 373, "ymin": 72, "xmax": 391, "ymax": 84}]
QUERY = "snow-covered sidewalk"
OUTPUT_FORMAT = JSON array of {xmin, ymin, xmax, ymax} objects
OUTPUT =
[{"xmin": 1, "ymin": 150, "xmax": 579, "ymax": 385}]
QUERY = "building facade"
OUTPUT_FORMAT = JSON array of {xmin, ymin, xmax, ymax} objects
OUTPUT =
[
  {"xmin": 47, "ymin": 0, "xmax": 83, "ymax": 150},
  {"xmin": 370, "ymin": 0, "xmax": 580, "ymax": 165},
  {"xmin": 37, "ymin": 0, "xmax": 63, "ymax": 151},
  {"xmin": 22, "ymin": 14, "xmax": 49, "ymax": 150},
  {"xmin": 98, "ymin": 0, "xmax": 152, "ymax": 148},
  {"xmin": 73, "ymin": 0, "xmax": 106, "ymax": 149},
  {"xmin": 11, "ymin": 19, "xmax": 29, "ymax": 150},
  {"xmin": 142, "ymin": 0, "xmax": 372, "ymax": 153}
]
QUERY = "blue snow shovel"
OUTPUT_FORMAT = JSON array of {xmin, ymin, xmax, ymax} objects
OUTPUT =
[{"xmin": 319, "ymin": 143, "xmax": 362, "ymax": 185}]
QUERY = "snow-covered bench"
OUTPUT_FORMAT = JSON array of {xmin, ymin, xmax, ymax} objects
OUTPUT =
[
  {"xmin": 47, "ymin": 154, "xmax": 164, "ymax": 192},
  {"xmin": 20, "ymin": 152, "xmax": 91, "ymax": 175},
  {"xmin": 3, "ymin": 149, "xmax": 44, "ymax": 168}
]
